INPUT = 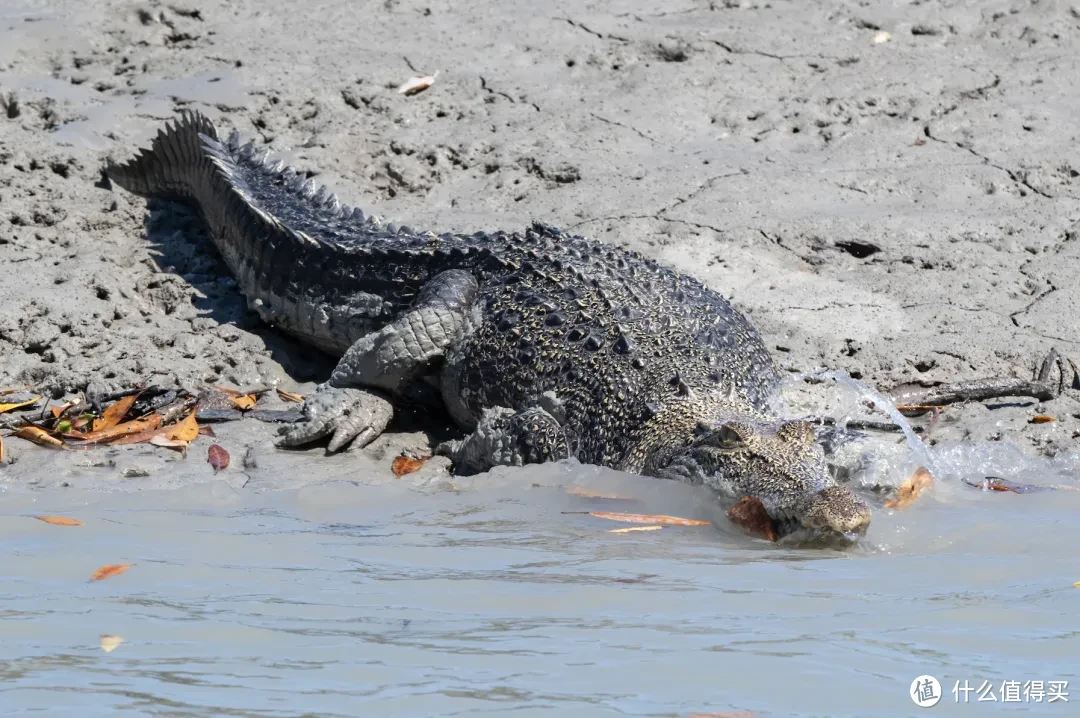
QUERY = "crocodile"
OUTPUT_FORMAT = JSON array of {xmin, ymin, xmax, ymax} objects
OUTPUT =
[{"xmin": 108, "ymin": 111, "xmax": 873, "ymax": 543}]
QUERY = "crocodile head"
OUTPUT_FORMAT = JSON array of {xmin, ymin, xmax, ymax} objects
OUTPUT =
[{"xmin": 656, "ymin": 418, "xmax": 871, "ymax": 544}]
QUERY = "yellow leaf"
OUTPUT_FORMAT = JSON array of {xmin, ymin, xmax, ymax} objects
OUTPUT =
[
  {"xmin": 566, "ymin": 486, "xmax": 634, "ymax": 500},
  {"xmin": 562, "ymin": 511, "xmax": 710, "ymax": 526},
  {"xmin": 884, "ymin": 467, "xmax": 934, "ymax": 509},
  {"xmin": 1074, "ymin": 581, "xmax": 1080, "ymax": 588},
  {"xmin": 34, "ymin": 515, "xmax": 84, "ymax": 526},
  {"xmin": 276, "ymin": 389, "xmax": 305, "ymax": 403},
  {"xmin": 13, "ymin": 426, "xmax": 65, "ymax": 448},
  {"xmin": 607, "ymin": 526, "xmax": 663, "ymax": 533},
  {"xmin": 99, "ymin": 634, "xmax": 125, "ymax": 653},
  {"xmin": 165, "ymin": 411, "xmax": 199, "ymax": 442},
  {"xmin": 90, "ymin": 563, "xmax": 133, "ymax": 582},
  {"xmin": 93, "ymin": 393, "xmax": 139, "ymax": 432},
  {"xmin": 149, "ymin": 434, "xmax": 189, "ymax": 453},
  {"xmin": 228, "ymin": 394, "xmax": 257, "ymax": 410},
  {"xmin": 0, "ymin": 396, "xmax": 40, "ymax": 413}
]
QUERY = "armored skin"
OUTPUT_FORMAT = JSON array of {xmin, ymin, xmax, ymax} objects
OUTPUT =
[{"xmin": 108, "ymin": 111, "xmax": 872, "ymax": 542}]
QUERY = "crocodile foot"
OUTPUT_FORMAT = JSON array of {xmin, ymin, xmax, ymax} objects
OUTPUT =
[
  {"xmin": 276, "ymin": 384, "xmax": 393, "ymax": 452},
  {"xmin": 436, "ymin": 404, "xmax": 570, "ymax": 476}
]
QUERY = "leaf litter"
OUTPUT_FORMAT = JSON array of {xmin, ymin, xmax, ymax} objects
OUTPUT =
[
  {"xmin": 562, "ymin": 511, "xmax": 710, "ymax": 526},
  {"xmin": 90, "ymin": 563, "xmax": 133, "ymax": 582}
]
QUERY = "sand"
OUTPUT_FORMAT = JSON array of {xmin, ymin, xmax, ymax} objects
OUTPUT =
[{"xmin": 1, "ymin": 0, "xmax": 1078, "ymax": 488}]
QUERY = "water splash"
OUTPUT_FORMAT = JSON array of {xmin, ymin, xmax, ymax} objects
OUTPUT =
[{"xmin": 799, "ymin": 369, "xmax": 943, "ymax": 479}]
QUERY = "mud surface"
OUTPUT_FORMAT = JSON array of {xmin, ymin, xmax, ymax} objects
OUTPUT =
[{"xmin": 2, "ymin": 0, "xmax": 1079, "ymax": 483}]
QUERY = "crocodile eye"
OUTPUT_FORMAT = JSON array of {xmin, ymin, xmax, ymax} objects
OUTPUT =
[{"xmin": 714, "ymin": 424, "xmax": 746, "ymax": 450}]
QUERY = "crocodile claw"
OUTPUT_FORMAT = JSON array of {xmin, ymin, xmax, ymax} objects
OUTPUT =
[{"xmin": 276, "ymin": 384, "xmax": 393, "ymax": 452}]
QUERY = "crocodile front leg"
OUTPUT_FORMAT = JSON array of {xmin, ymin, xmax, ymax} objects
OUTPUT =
[
  {"xmin": 436, "ymin": 399, "xmax": 572, "ymax": 476},
  {"xmin": 278, "ymin": 269, "xmax": 480, "ymax": 452}
]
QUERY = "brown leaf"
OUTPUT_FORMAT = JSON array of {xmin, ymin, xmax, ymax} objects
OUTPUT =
[
  {"xmin": 562, "ymin": 511, "xmax": 711, "ymax": 526},
  {"xmin": 1030, "ymin": 414, "xmax": 1056, "ymax": 424},
  {"xmin": 727, "ymin": 497, "xmax": 778, "ymax": 542},
  {"xmin": 198, "ymin": 425, "xmax": 217, "ymax": 437},
  {"xmin": 392, "ymin": 454, "xmax": 430, "ymax": 477},
  {"xmin": 50, "ymin": 403, "xmax": 73, "ymax": 419},
  {"xmin": 884, "ymin": 467, "xmax": 934, "ymax": 509},
  {"xmin": 607, "ymin": 526, "xmax": 663, "ymax": 533},
  {"xmin": 0, "ymin": 396, "xmax": 40, "ymax": 413},
  {"xmin": 276, "ymin": 389, "xmax": 305, "ymax": 403},
  {"xmin": 99, "ymin": 634, "xmax": 125, "ymax": 653},
  {"xmin": 93, "ymin": 393, "xmax": 140, "ymax": 432},
  {"xmin": 961, "ymin": 477, "xmax": 1049, "ymax": 494},
  {"xmin": 13, "ymin": 426, "xmax": 65, "ymax": 448},
  {"xmin": 228, "ymin": 394, "xmax": 257, "ymax": 411},
  {"xmin": 0, "ymin": 386, "xmax": 30, "ymax": 395},
  {"xmin": 34, "ymin": 515, "xmax": 84, "ymax": 526},
  {"xmin": 69, "ymin": 414, "xmax": 163, "ymax": 443},
  {"xmin": 90, "ymin": 563, "xmax": 133, "ymax": 582},
  {"xmin": 207, "ymin": 444, "xmax": 230, "ymax": 472},
  {"xmin": 165, "ymin": 411, "xmax": 199, "ymax": 442}
]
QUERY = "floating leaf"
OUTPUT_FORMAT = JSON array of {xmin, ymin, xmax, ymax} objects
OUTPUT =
[
  {"xmin": 727, "ymin": 497, "xmax": 778, "ymax": 542},
  {"xmin": 961, "ymin": 476, "xmax": 1049, "ymax": 494},
  {"xmin": 1030, "ymin": 415, "xmax": 1055, "ymax": 424},
  {"xmin": 1074, "ymin": 581, "xmax": 1080, "ymax": 588},
  {"xmin": 99, "ymin": 634, "xmax": 125, "ymax": 653},
  {"xmin": 93, "ymin": 393, "xmax": 140, "ymax": 432},
  {"xmin": 0, "ymin": 396, "xmax": 40, "ymax": 413},
  {"xmin": 884, "ymin": 467, "xmax": 934, "ymax": 509},
  {"xmin": 392, "ymin": 455, "xmax": 430, "ymax": 477},
  {"xmin": 562, "ymin": 511, "xmax": 710, "ymax": 526},
  {"xmin": 276, "ymin": 389, "xmax": 305, "ymax": 403},
  {"xmin": 165, "ymin": 411, "xmax": 199, "ymax": 442},
  {"xmin": 207, "ymin": 444, "xmax": 229, "ymax": 472},
  {"xmin": 566, "ymin": 486, "xmax": 635, "ymax": 500},
  {"xmin": 34, "ymin": 515, "xmax": 84, "ymax": 526},
  {"xmin": 90, "ymin": 563, "xmax": 133, "ymax": 582},
  {"xmin": 13, "ymin": 426, "xmax": 65, "ymax": 448},
  {"xmin": 397, "ymin": 72, "xmax": 438, "ymax": 96},
  {"xmin": 607, "ymin": 526, "xmax": 663, "ymax": 533}
]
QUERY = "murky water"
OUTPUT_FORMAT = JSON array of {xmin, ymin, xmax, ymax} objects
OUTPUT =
[{"xmin": 3, "ymin": 446, "xmax": 1079, "ymax": 717}]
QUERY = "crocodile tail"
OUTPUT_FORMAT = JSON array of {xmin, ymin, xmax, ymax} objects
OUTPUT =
[{"xmin": 107, "ymin": 110, "xmax": 219, "ymax": 201}]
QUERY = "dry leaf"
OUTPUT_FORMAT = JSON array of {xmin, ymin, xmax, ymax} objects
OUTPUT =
[
  {"xmin": 397, "ymin": 72, "xmax": 438, "ymax": 95},
  {"xmin": 607, "ymin": 526, "xmax": 663, "ymax": 533},
  {"xmin": 0, "ymin": 396, "xmax": 40, "ymax": 413},
  {"xmin": 13, "ymin": 426, "xmax": 65, "ymax": 448},
  {"xmin": 99, "ymin": 634, "xmax": 125, "ymax": 653},
  {"xmin": 50, "ymin": 403, "xmax": 73, "ymax": 419},
  {"xmin": 198, "ymin": 425, "xmax": 217, "ymax": 438},
  {"xmin": 165, "ymin": 411, "xmax": 199, "ymax": 442},
  {"xmin": 70, "ymin": 414, "xmax": 163, "ymax": 443},
  {"xmin": 727, "ymin": 497, "xmax": 778, "ymax": 542},
  {"xmin": 207, "ymin": 444, "xmax": 229, "ymax": 472},
  {"xmin": 34, "ymin": 515, "xmax": 84, "ymax": 526},
  {"xmin": 392, "ymin": 454, "xmax": 430, "ymax": 477},
  {"xmin": 1074, "ymin": 581, "xmax": 1080, "ymax": 588},
  {"xmin": 276, "ymin": 389, "xmax": 305, "ymax": 403},
  {"xmin": 90, "ymin": 563, "xmax": 133, "ymax": 582},
  {"xmin": 562, "ymin": 511, "xmax": 710, "ymax": 526},
  {"xmin": 1030, "ymin": 415, "xmax": 1055, "ymax": 424},
  {"xmin": 228, "ymin": 394, "xmax": 257, "ymax": 411},
  {"xmin": 961, "ymin": 477, "xmax": 1047, "ymax": 494},
  {"xmin": 0, "ymin": 386, "xmax": 30, "ymax": 395},
  {"xmin": 149, "ymin": 434, "xmax": 189, "ymax": 453},
  {"xmin": 93, "ymin": 393, "xmax": 140, "ymax": 432},
  {"xmin": 884, "ymin": 466, "xmax": 934, "ymax": 509}
]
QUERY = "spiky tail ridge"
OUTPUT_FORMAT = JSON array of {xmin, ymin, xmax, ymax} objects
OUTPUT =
[{"xmin": 106, "ymin": 110, "xmax": 219, "ymax": 202}]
